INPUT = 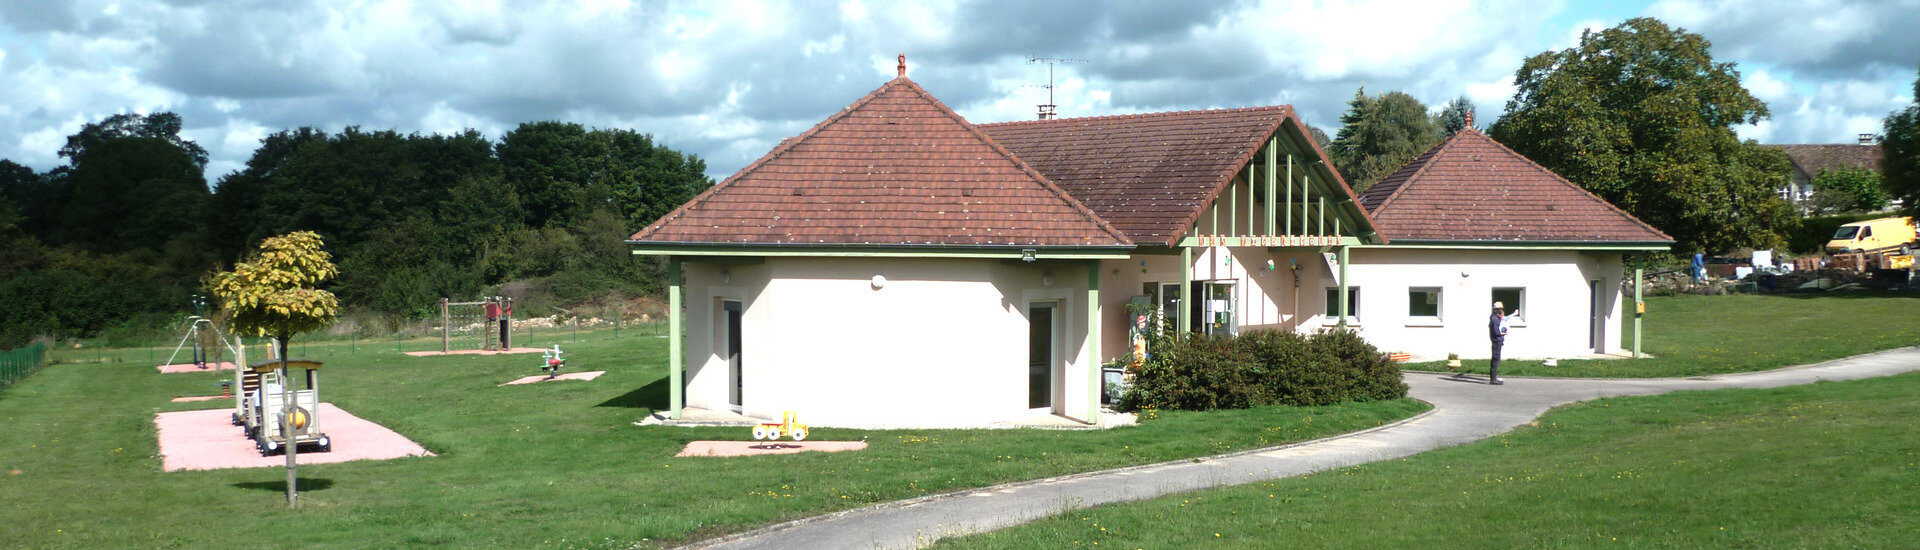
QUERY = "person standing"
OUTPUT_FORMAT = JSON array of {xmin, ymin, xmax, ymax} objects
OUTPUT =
[{"xmin": 1488, "ymin": 302, "xmax": 1509, "ymax": 385}]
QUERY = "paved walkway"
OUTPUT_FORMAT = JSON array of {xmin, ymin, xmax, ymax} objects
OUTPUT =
[{"xmin": 685, "ymin": 347, "xmax": 1920, "ymax": 549}]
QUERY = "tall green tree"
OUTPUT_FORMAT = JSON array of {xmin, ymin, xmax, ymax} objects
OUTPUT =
[
  {"xmin": 1329, "ymin": 88, "xmax": 1441, "ymax": 192},
  {"xmin": 1437, "ymin": 95, "xmax": 1476, "ymax": 135},
  {"xmin": 1489, "ymin": 17, "xmax": 1793, "ymax": 254},
  {"xmin": 1885, "ymin": 66, "xmax": 1920, "ymax": 218},
  {"xmin": 1809, "ymin": 167, "xmax": 1890, "ymax": 215},
  {"xmin": 498, "ymin": 121, "xmax": 712, "ymax": 231},
  {"xmin": 51, "ymin": 115, "xmax": 211, "ymax": 255},
  {"xmin": 0, "ymin": 160, "xmax": 61, "ymax": 242},
  {"xmin": 59, "ymin": 112, "xmax": 209, "ymax": 168}
]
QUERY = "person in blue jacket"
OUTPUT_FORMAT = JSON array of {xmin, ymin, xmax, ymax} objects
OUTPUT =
[{"xmin": 1488, "ymin": 302, "xmax": 1509, "ymax": 385}]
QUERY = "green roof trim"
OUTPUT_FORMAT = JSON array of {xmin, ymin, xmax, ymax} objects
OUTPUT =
[{"xmin": 1354, "ymin": 240, "xmax": 1672, "ymax": 251}]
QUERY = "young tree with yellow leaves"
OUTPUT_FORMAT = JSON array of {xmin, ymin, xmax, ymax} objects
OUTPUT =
[{"xmin": 208, "ymin": 230, "xmax": 338, "ymax": 508}]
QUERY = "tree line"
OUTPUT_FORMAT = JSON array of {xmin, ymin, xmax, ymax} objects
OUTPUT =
[
  {"xmin": 0, "ymin": 115, "xmax": 711, "ymax": 347},
  {"xmin": 1325, "ymin": 18, "xmax": 1920, "ymax": 257}
]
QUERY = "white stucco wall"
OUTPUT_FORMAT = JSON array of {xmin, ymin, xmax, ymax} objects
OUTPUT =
[
  {"xmin": 1100, "ymin": 246, "xmax": 1627, "ymax": 362},
  {"xmin": 678, "ymin": 257, "xmax": 1102, "ymax": 429},
  {"xmin": 1321, "ymin": 248, "xmax": 1625, "ymax": 360}
]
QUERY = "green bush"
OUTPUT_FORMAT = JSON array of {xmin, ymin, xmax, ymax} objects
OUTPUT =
[{"xmin": 1120, "ymin": 329, "xmax": 1407, "ymax": 412}]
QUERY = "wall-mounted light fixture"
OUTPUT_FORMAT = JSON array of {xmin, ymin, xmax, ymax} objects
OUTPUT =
[
  {"xmin": 871, "ymin": 274, "xmax": 886, "ymax": 290},
  {"xmin": 1020, "ymin": 249, "xmax": 1037, "ymax": 262}
]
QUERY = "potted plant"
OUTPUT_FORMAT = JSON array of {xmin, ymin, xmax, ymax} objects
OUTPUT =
[{"xmin": 1445, "ymin": 353, "xmax": 1462, "ymax": 370}]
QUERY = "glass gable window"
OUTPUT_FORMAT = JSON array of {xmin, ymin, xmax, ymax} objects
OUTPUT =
[
  {"xmin": 1408, "ymin": 287, "xmax": 1442, "ymax": 319},
  {"xmin": 1491, "ymin": 288, "xmax": 1524, "ymax": 321}
]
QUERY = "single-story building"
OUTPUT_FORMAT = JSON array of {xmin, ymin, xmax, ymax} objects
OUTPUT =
[
  {"xmin": 629, "ymin": 59, "xmax": 1670, "ymax": 428},
  {"xmin": 1338, "ymin": 121, "xmax": 1673, "ymax": 360}
]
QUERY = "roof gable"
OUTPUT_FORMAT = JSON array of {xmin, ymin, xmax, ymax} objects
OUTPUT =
[
  {"xmin": 628, "ymin": 78, "xmax": 1129, "ymax": 248},
  {"xmin": 978, "ymin": 107, "xmax": 1376, "ymax": 247},
  {"xmin": 1359, "ymin": 128, "xmax": 1672, "ymax": 244}
]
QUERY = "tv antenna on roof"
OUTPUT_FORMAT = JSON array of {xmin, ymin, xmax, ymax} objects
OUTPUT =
[{"xmin": 1027, "ymin": 55, "xmax": 1086, "ymax": 120}]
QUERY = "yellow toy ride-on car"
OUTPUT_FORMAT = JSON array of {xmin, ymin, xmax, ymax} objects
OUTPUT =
[{"xmin": 751, "ymin": 411, "xmax": 808, "ymax": 441}]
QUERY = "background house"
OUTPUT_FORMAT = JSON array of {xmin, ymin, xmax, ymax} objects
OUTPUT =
[{"xmin": 1765, "ymin": 138, "xmax": 1884, "ymax": 208}]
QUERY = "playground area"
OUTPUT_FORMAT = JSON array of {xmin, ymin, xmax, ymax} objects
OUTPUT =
[
  {"xmin": 155, "ymin": 404, "xmax": 432, "ymax": 471},
  {"xmin": 0, "ymin": 321, "xmax": 1430, "ymax": 548}
]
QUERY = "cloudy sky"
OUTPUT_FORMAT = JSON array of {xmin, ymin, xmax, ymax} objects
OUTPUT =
[{"xmin": 2, "ymin": 0, "xmax": 1917, "ymax": 184}]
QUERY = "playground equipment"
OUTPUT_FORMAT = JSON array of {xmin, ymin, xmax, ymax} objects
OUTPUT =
[
  {"xmin": 161, "ymin": 297, "xmax": 235, "ymax": 370},
  {"xmin": 441, "ymin": 296, "xmax": 513, "ymax": 352},
  {"xmin": 540, "ymin": 345, "xmax": 567, "ymax": 378},
  {"xmin": 751, "ymin": 411, "xmax": 809, "ymax": 441},
  {"xmin": 241, "ymin": 358, "xmax": 331, "ymax": 455}
]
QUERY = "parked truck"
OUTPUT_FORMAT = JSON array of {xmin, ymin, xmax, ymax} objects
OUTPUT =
[{"xmin": 1825, "ymin": 216, "xmax": 1916, "ymax": 255}]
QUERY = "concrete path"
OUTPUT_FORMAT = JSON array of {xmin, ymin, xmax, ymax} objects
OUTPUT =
[{"xmin": 685, "ymin": 347, "xmax": 1920, "ymax": 550}]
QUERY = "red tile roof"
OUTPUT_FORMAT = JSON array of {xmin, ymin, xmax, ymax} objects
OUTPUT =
[
  {"xmin": 628, "ymin": 78, "xmax": 1129, "ymax": 248},
  {"xmin": 1764, "ymin": 144, "xmax": 1883, "ymax": 179},
  {"xmin": 1356, "ymin": 128, "xmax": 1672, "ymax": 244},
  {"xmin": 979, "ymin": 107, "xmax": 1374, "ymax": 247}
]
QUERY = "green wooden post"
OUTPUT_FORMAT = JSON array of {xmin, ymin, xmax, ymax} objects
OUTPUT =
[
  {"xmin": 1228, "ymin": 175, "xmax": 1237, "ymax": 237},
  {"xmin": 1285, "ymin": 154, "xmax": 1293, "ymax": 235},
  {"xmin": 1633, "ymin": 267, "xmax": 1644, "ymax": 358},
  {"xmin": 1086, "ymin": 260, "xmax": 1101, "ymax": 424},
  {"xmin": 1179, "ymin": 246, "xmax": 1193, "ymax": 334},
  {"xmin": 1337, "ymin": 245, "xmax": 1351, "ymax": 330},
  {"xmin": 1266, "ymin": 138, "xmax": 1278, "ymax": 236},
  {"xmin": 668, "ymin": 258, "xmax": 684, "ymax": 420}
]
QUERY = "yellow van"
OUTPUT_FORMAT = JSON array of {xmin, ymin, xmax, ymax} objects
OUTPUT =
[{"xmin": 1826, "ymin": 216, "xmax": 1917, "ymax": 254}]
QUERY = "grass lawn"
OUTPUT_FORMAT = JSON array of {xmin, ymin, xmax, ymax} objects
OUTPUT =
[
  {"xmin": 943, "ymin": 371, "xmax": 1920, "ymax": 548},
  {"xmin": 0, "ymin": 329, "xmax": 1424, "ymax": 548},
  {"xmin": 1408, "ymin": 292, "xmax": 1920, "ymax": 378}
]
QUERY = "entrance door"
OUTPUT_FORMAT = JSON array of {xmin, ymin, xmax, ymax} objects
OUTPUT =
[
  {"xmin": 1587, "ymin": 280, "xmax": 1602, "ymax": 352},
  {"xmin": 1028, "ymin": 303, "xmax": 1056, "ymax": 410},
  {"xmin": 724, "ymin": 301, "xmax": 743, "ymax": 409}
]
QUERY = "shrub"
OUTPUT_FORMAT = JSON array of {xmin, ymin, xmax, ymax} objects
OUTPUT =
[{"xmin": 1120, "ymin": 328, "xmax": 1408, "ymax": 412}]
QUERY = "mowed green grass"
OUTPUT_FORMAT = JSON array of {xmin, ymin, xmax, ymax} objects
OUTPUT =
[
  {"xmin": 944, "ymin": 371, "xmax": 1920, "ymax": 548},
  {"xmin": 1410, "ymin": 292, "xmax": 1920, "ymax": 378},
  {"xmin": 0, "ymin": 330, "xmax": 1424, "ymax": 548}
]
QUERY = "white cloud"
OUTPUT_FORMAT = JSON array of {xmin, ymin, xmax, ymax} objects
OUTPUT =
[{"xmin": 0, "ymin": 0, "xmax": 1914, "ymax": 184}]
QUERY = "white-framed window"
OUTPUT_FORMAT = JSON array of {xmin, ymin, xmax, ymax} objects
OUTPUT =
[
  {"xmin": 1323, "ymin": 286, "xmax": 1360, "ymax": 324},
  {"xmin": 1140, "ymin": 282, "xmax": 1184, "ymax": 334},
  {"xmin": 1408, "ymin": 287, "xmax": 1442, "ymax": 321},
  {"xmin": 1203, "ymin": 281, "xmax": 1236, "ymax": 336},
  {"xmin": 1491, "ymin": 287, "xmax": 1525, "ymax": 323}
]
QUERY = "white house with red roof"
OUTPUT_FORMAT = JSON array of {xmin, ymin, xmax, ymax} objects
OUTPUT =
[
  {"xmin": 629, "ymin": 60, "xmax": 1668, "ymax": 428},
  {"xmin": 1342, "ymin": 123, "xmax": 1673, "ymax": 360}
]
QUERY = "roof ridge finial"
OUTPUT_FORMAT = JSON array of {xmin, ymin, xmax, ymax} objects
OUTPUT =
[
  {"xmin": 1464, "ymin": 109, "xmax": 1474, "ymax": 131},
  {"xmin": 897, "ymin": 53, "xmax": 906, "ymax": 77}
]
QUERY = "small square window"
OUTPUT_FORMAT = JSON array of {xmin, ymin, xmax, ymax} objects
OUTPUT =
[
  {"xmin": 1324, "ymin": 286, "xmax": 1360, "ymax": 322},
  {"xmin": 1491, "ymin": 288, "xmax": 1524, "ymax": 321},
  {"xmin": 1408, "ymin": 287, "xmax": 1441, "ymax": 319}
]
